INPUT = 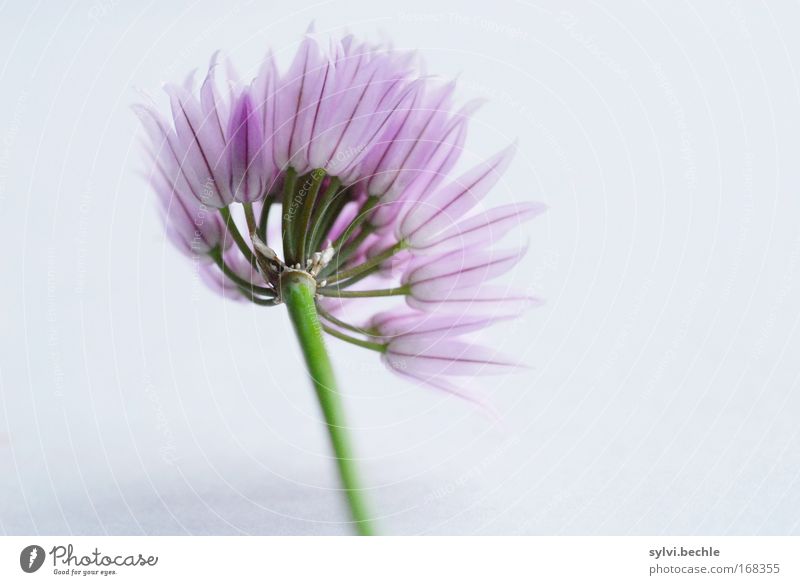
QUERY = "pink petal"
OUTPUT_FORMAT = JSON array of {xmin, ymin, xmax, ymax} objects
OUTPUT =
[
  {"xmin": 364, "ymin": 237, "xmax": 412, "ymax": 277},
  {"xmin": 133, "ymin": 104, "xmax": 187, "ymax": 189},
  {"xmin": 404, "ymin": 246, "xmax": 526, "ymax": 296},
  {"xmin": 370, "ymin": 309, "xmax": 509, "ymax": 341},
  {"xmin": 325, "ymin": 200, "xmax": 360, "ymax": 244},
  {"xmin": 361, "ymin": 79, "xmax": 456, "ymax": 197},
  {"xmin": 224, "ymin": 246, "xmax": 268, "ymax": 285},
  {"xmin": 406, "ymin": 284, "xmax": 542, "ymax": 314},
  {"xmin": 273, "ymin": 34, "xmax": 327, "ymax": 173},
  {"xmin": 149, "ymin": 164, "xmax": 226, "ymax": 255},
  {"xmin": 410, "ymin": 201, "xmax": 546, "ymax": 252},
  {"xmin": 385, "ymin": 338, "xmax": 520, "ymax": 376},
  {"xmin": 166, "ymin": 83, "xmax": 233, "ymax": 207},
  {"xmin": 373, "ymin": 113, "xmax": 468, "ymax": 229},
  {"xmin": 135, "ymin": 107, "xmax": 229, "ymax": 257},
  {"xmin": 399, "ymin": 142, "xmax": 516, "ymax": 243},
  {"xmin": 308, "ymin": 40, "xmax": 420, "ymax": 179},
  {"xmin": 252, "ymin": 50, "xmax": 280, "ymax": 181},
  {"xmin": 227, "ymin": 90, "xmax": 268, "ymax": 202},
  {"xmin": 199, "ymin": 56, "xmax": 231, "ymax": 142}
]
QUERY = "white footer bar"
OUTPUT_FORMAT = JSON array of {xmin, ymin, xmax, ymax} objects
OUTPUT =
[{"xmin": 1, "ymin": 536, "xmax": 797, "ymax": 584}]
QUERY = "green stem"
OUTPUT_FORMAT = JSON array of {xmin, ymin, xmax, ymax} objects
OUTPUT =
[
  {"xmin": 280, "ymin": 271, "xmax": 376, "ymax": 536},
  {"xmin": 298, "ymin": 169, "xmax": 326, "ymax": 261},
  {"xmin": 327, "ymin": 270, "xmax": 379, "ymax": 292},
  {"xmin": 326, "ymin": 240, "xmax": 407, "ymax": 285},
  {"xmin": 317, "ymin": 285, "xmax": 409, "ymax": 298},
  {"xmin": 320, "ymin": 224, "xmax": 376, "ymax": 280},
  {"xmin": 243, "ymin": 202, "xmax": 258, "ymax": 236},
  {"xmin": 209, "ymin": 248, "xmax": 276, "ymax": 305},
  {"xmin": 281, "ymin": 168, "xmax": 299, "ymax": 264},
  {"xmin": 210, "ymin": 248, "xmax": 275, "ymax": 298},
  {"xmin": 317, "ymin": 304, "xmax": 375, "ymax": 336},
  {"xmin": 330, "ymin": 196, "xmax": 379, "ymax": 252},
  {"xmin": 219, "ymin": 206, "xmax": 257, "ymax": 268},
  {"xmin": 322, "ymin": 324, "xmax": 386, "ymax": 353},
  {"xmin": 250, "ymin": 295, "xmax": 279, "ymax": 306},
  {"xmin": 308, "ymin": 178, "xmax": 344, "ymax": 252},
  {"xmin": 257, "ymin": 194, "xmax": 275, "ymax": 243}
]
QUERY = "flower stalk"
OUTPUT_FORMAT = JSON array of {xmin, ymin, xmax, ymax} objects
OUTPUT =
[
  {"xmin": 219, "ymin": 206, "xmax": 257, "ymax": 267},
  {"xmin": 325, "ymin": 240, "xmax": 407, "ymax": 285},
  {"xmin": 280, "ymin": 270, "xmax": 376, "ymax": 536},
  {"xmin": 317, "ymin": 285, "xmax": 409, "ymax": 298}
]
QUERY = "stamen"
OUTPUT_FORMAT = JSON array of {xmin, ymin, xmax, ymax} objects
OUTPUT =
[{"xmin": 308, "ymin": 242, "xmax": 336, "ymax": 277}]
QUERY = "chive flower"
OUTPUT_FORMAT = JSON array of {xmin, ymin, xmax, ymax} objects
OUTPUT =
[{"xmin": 135, "ymin": 27, "xmax": 544, "ymax": 535}]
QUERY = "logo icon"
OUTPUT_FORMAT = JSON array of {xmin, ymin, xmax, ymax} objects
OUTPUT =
[{"xmin": 20, "ymin": 545, "xmax": 45, "ymax": 573}]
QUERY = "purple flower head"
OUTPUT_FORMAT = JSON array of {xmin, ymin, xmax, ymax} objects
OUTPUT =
[{"xmin": 136, "ymin": 29, "xmax": 544, "ymax": 398}]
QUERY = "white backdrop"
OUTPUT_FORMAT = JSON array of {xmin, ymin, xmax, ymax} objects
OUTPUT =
[{"xmin": 1, "ymin": 0, "xmax": 799, "ymax": 535}]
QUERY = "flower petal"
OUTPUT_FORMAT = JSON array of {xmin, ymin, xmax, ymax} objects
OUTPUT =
[
  {"xmin": 136, "ymin": 105, "xmax": 229, "ymax": 255},
  {"xmin": 148, "ymin": 162, "xmax": 228, "ymax": 256},
  {"xmin": 370, "ymin": 309, "xmax": 508, "ymax": 341},
  {"xmin": 400, "ymin": 142, "xmax": 516, "ymax": 244},
  {"xmin": 374, "ymin": 113, "xmax": 468, "ymax": 230},
  {"xmin": 406, "ymin": 284, "xmax": 542, "ymax": 314},
  {"xmin": 166, "ymin": 83, "xmax": 233, "ymax": 207},
  {"xmin": 273, "ymin": 33, "xmax": 328, "ymax": 173},
  {"xmin": 308, "ymin": 40, "xmax": 420, "ymax": 179},
  {"xmin": 385, "ymin": 338, "xmax": 520, "ymax": 376},
  {"xmin": 404, "ymin": 246, "xmax": 526, "ymax": 296},
  {"xmin": 361, "ymin": 79, "xmax": 456, "ymax": 197},
  {"xmin": 227, "ymin": 90, "xmax": 269, "ymax": 202},
  {"xmin": 410, "ymin": 201, "xmax": 546, "ymax": 252},
  {"xmin": 252, "ymin": 50, "xmax": 280, "ymax": 184}
]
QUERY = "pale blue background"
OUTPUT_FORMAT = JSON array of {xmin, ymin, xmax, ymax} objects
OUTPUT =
[{"xmin": 1, "ymin": 0, "xmax": 799, "ymax": 534}]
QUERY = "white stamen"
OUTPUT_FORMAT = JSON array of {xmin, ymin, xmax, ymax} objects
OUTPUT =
[
  {"xmin": 321, "ymin": 245, "xmax": 334, "ymax": 265},
  {"xmin": 308, "ymin": 243, "xmax": 336, "ymax": 278}
]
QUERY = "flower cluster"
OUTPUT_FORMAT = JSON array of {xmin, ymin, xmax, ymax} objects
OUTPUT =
[{"xmin": 136, "ymin": 29, "xmax": 545, "ymax": 396}]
